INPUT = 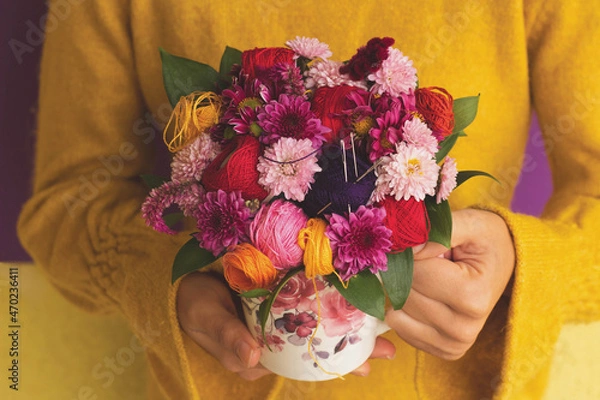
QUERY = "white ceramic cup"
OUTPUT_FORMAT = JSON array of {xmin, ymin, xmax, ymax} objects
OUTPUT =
[{"xmin": 241, "ymin": 272, "xmax": 390, "ymax": 381}]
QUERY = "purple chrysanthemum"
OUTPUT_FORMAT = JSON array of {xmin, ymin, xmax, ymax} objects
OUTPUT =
[
  {"xmin": 193, "ymin": 190, "xmax": 251, "ymax": 256},
  {"xmin": 142, "ymin": 181, "xmax": 204, "ymax": 234},
  {"xmin": 325, "ymin": 206, "xmax": 392, "ymax": 280},
  {"xmin": 257, "ymin": 94, "xmax": 330, "ymax": 148}
]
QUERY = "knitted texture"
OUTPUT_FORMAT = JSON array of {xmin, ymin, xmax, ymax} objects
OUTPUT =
[{"xmin": 17, "ymin": 0, "xmax": 600, "ymax": 399}]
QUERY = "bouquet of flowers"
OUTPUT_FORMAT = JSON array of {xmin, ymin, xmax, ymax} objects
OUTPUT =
[{"xmin": 142, "ymin": 37, "xmax": 491, "ymax": 347}]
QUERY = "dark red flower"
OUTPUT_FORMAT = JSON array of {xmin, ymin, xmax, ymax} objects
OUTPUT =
[
  {"xmin": 339, "ymin": 37, "xmax": 395, "ymax": 81},
  {"xmin": 415, "ymin": 87, "xmax": 455, "ymax": 141},
  {"xmin": 241, "ymin": 47, "xmax": 295, "ymax": 81},
  {"xmin": 276, "ymin": 311, "xmax": 318, "ymax": 338}
]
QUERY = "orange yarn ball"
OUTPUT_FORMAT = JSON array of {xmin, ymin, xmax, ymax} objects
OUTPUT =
[{"xmin": 222, "ymin": 243, "xmax": 278, "ymax": 293}]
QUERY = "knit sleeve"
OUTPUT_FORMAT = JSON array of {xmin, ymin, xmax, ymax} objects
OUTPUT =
[
  {"xmin": 16, "ymin": 1, "xmax": 278, "ymax": 399},
  {"xmin": 484, "ymin": 2, "xmax": 600, "ymax": 398}
]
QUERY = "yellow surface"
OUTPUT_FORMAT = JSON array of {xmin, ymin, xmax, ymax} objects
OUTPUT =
[
  {"xmin": 0, "ymin": 263, "xmax": 148, "ymax": 400},
  {"xmin": 0, "ymin": 262, "xmax": 598, "ymax": 399}
]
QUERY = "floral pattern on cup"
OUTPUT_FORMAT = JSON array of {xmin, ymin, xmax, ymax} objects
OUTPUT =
[{"xmin": 243, "ymin": 272, "xmax": 367, "ymax": 372}]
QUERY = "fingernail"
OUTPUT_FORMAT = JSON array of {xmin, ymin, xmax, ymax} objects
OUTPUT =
[
  {"xmin": 386, "ymin": 352, "xmax": 396, "ymax": 360},
  {"xmin": 236, "ymin": 342, "xmax": 254, "ymax": 368}
]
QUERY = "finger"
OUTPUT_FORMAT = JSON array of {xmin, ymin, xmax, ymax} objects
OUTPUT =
[
  {"xmin": 410, "ymin": 257, "xmax": 492, "ymax": 318},
  {"xmin": 238, "ymin": 366, "xmax": 273, "ymax": 381},
  {"xmin": 178, "ymin": 273, "xmax": 261, "ymax": 371},
  {"xmin": 369, "ymin": 336, "xmax": 396, "ymax": 360},
  {"xmin": 385, "ymin": 309, "xmax": 469, "ymax": 360},
  {"xmin": 413, "ymin": 241, "xmax": 451, "ymax": 260},
  {"xmin": 350, "ymin": 361, "xmax": 371, "ymax": 377},
  {"xmin": 401, "ymin": 287, "xmax": 482, "ymax": 345}
]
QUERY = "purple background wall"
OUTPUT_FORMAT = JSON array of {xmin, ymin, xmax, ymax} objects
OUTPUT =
[{"xmin": 0, "ymin": 2, "xmax": 553, "ymax": 261}]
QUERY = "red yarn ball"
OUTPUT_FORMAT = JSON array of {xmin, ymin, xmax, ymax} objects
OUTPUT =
[
  {"xmin": 201, "ymin": 135, "xmax": 268, "ymax": 201},
  {"xmin": 379, "ymin": 196, "xmax": 430, "ymax": 252}
]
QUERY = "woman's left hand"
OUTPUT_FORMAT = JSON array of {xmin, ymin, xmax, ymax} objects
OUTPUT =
[{"xmin": 385, "ymin": 208, "xmax": 515, "ymax": 360}]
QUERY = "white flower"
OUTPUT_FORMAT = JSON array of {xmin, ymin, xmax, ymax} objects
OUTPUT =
[
  {"xmin": 402, "ymin": 117, "xmax": 439, "ymax": 156},
  {"xmin": 305, "ymin": 59, "xmax": 369, "ymax": 89},
  {"xmin": 257, "ymin": 138, "xmax": 322, "ymax": 202},
  {"xmin": 368, "ymin": 48, "xmax": 417, "ymax": 97},
  {"xmin": 437, "ymin": 156, "xmax": 458, "ymax": 203},
  {"xmin": 375, "ymin": 143, "xmax": 440, "ymax": 201},
  {"xmin": 285, "ymin": 36, "xmax": 333, "ymax": 60},
  {"xmin": 170, "ymin": 135, "xmax": 221, "ymax": 183}
]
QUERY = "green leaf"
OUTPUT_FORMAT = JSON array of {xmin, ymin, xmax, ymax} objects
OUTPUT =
[
  {"xmin": 239, "ymin": 288, "xmax": 271, "ymax": 298},
  {"xmin": 141, "ymin": 174, "xmax": 167, "ymax": 190},
  {"xmin": 163, "ymin": 212, "xmax": 184, "ymax": 228},
  {"xmin": 456, "ymin": 170, "xmax": 500, "ymax": 188},
  {"xmin": 171, "ymin": 237, "xmax": 217, "ymax": 284},
  {"xmin": 327, "ymin": 270, "xmax": 385, "ymax": 320},
  {"xmin": 258, "ymin": 267, "xmax": 303, "ymax": 348},
  {"xmin": 160, "ymin": 48, "xmax": 220, "ymax": 107},
  {"xmin": 453, "ymin": 95, "xmax": 479, "ymax": 133},
  {"xmin": 219, "ymin": 46, "xmax": 242, "ymax": 77},
  {"xmin": 425, "ymin": 198, "xmax": 452, "ymax": 248},
  {"xmin": 380, "ymin": 249, "xmax": 414, "ymax": 310},
  {"xmin": 436, "ymin": 132, "xmax": 460, "ymax": 163}
]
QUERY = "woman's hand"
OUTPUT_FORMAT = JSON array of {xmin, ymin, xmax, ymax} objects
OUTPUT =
[
  {"xmin": 386, "ymin": 209, "xmax": 515, "ymax": 360},
  {"xmin": 177, "ymin": 272, "xmax": 396, "ymax": 380}
]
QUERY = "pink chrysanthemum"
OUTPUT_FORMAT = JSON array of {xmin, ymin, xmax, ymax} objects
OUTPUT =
[
  {"xmin": 271, "ymin": 63, "xmax": 305, "ymax": 96},
  {"xmin": 375, "ymin": 143, "xmax": 440, "ymax": 201},
  {"xmin": 437, "ymin": 156, "xmax": 458, "ymax": 203},
  {"xmin": 368, "ymin": 107, "xmax": 403, "ymax": 162},
  {"xmin": 257, "ymin": 137, "xmax": 322, "ymax": 202},
  {"xmin": 326, "ymin": 206, "xmax": 392, "ymax": 280},
  {"xmin": 171, "ymin": 135, "xmax": 221, "ymax": 183},
  {"xmin": 142, "ymin": 181, "xmax": 204, "ymax": 234},
  {"xmin": 193, "ymin": 190, "xmax": 251, "ymax": 256},
  {"xmin": 257, "ymin": 94, "xmax": 330, "ymax": 147},
  {"xmin": 305, "ymin": 60, "xmax": 369, "ymax": 90},
  {"xmin": 401, "ymin": 117, "xmax": 439, "ymax": 156},
  {"xmin": 368, "ymin": 48, "xmax": 417, "ymax": 97},
  {"xmin": 286, "ymin": 36, "xmax": 333, "ymax": 60}
]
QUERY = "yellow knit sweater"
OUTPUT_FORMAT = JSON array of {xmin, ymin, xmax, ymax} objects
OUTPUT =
[{"xmin": 18, "ymin": 0, "xmax": 600, "ymax": 399}]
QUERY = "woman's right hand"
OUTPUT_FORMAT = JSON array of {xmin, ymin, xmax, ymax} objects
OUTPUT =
[{"xmin": 177, "ymin": 271, "xmax": 272, "ymax": 381}]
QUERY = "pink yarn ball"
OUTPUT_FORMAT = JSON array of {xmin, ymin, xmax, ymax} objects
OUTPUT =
[{"xmin": 249, "ymin": 199, "xmax": 308, "ymax": 270}]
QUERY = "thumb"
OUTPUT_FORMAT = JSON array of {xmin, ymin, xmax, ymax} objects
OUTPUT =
[{"xmin": 413, "ymin": 209, "xmax": 475, "ymax": 260}]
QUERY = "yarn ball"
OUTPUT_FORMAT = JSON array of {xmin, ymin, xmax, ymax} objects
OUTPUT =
[
  {"xmin": 298, "ymin": 218, "xmax": 335, "ymax": 279},
  {"xmin": 222, "ymin": 243, "xmax": 278, "ymax": 293},
  {"xmin": 302, "ymin": 147, "xmax": 376, "ymax": 217},
  {"xmin": 415, "ymin": 86, "xmax": 455, "ymax": 141},
  {"xmin": 378, "ymin": 196, "xmax": 430, "ymax": 252},
  {"xmin": 249, "ymin": 199, "xmax": 308, "ymax": 270},
  {"xmin": 201, "ymin": 135, "xmax": 268, "ymax": 201}
]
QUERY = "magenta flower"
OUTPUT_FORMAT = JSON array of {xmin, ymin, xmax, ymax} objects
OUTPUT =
[
  {"xmin": 141, "ymin": 181, "xmax": 204, "ymax": 234},
  {"xmin": 257, "ymin": 94, "xmax": 330, "ymax": 147},
  {"xmin": 325, "ymin": 206, "xmax": 392, "ymax": 280},
  {"xmin": 193, "ymin": 190, "xmax": 251, "ymax": 256},
  {"xmin": 368, "ymin": 107, "xmax": 403, "ymax": 162}
]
